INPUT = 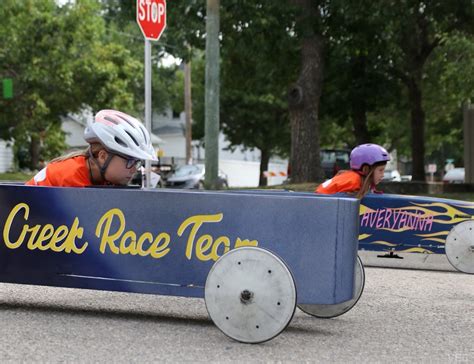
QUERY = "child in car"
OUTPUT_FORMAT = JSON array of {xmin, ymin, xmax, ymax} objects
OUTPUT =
[
  {"xmin": 26, "ymin": 109, "xmax": 157, "ymax": 187},
  {"xmin": 316, "ymin": 143, "xmax": 390, "ymax": 199}
]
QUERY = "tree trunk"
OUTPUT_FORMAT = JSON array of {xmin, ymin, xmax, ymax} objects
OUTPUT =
[
  {"xmin": 288, "ymin": 32, "xmax": 325, "ymax": 183},
  {"xmin": 407, "ymin": 77, "xmax": 426, "ymax": 181},
  {"xmin": 350, "ymin": 56, "xmax": 370, "ymax": 145},
  {"xmin": 259, "ymin": 148, "xmax": 270, "ymax": 187},
  {"xmin": 30, "ymin": 134, "xmax": 41, "ymax": 170},
  {"xmin": 352, "ymin": 101, "xmax": 370, "ymax": 145}
]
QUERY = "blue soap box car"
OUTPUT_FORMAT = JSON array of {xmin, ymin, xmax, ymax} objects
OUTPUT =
[
  {"xmin": 359, "ymin": 193, "xmax": 474, "ymax": 274},
  {"xmin": 0, "ymin": 184, "xmax": 363, "ymax": 343}
]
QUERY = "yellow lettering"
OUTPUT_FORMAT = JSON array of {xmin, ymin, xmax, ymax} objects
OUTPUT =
[
  {"xmin": 195, "ymin": 234, "xmax": 214, "ymax": 261},
  {"xmin": 96, "ymin": 209, "xmax": 171, "ymax": 259},
  {"xmin": 150, "ymin": 233, "xmax": 171, "ymax": 258},
  {"xmin": 96, "ymin": 208, "xmax": 124, "ymax": 255},
  {"xmin": 31, "ymin": 224, "xmax": 55, "ymax": 251},
  {"xmin": 137, "ymin": 233, "xmax": 153, "ymax": 256},
  {"xmin": 120, "ymin": 231, "xmax": 137, "ymax": 255},
  {"xmin": 3, "ymin": 203, "xmax": 30, "ymax": 249},
  {"xmin": 210, "ymin": 236, "xmax": 230, "ymax": 261},
  {"xmin": 26, "ymin": 225, "xmax": 41, "ymax": 249},
  {"xmin": 177, "ymin": 214, "xmax": 223, "ymax": 259},
  {"xmin": 49, "ymin": 226, "xmax": 69, "ymax": 252},
  {"xmin": 63, "ymin": 218, "xmax": 87, "ymax": 254}
]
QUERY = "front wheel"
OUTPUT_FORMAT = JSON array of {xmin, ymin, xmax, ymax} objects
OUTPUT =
[
  {"xmin": 445, "ymin": 220, "xmax": 474, "ymax": 274},
  {"xmin": 204, "ymin": 247, "xmax": 297, "ymax": 343}
]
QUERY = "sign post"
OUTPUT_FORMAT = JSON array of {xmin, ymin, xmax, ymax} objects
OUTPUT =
[{"xmin": 136, "ymin": 0, "xmax": 167, "ymax": 187}]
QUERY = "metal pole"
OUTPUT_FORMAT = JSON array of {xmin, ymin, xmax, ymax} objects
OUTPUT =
[
  {"xmin": 144, "ymin": 38, "xmax": 152, "ymax": 188},
  {"xmin": 464, "ymin": 103, "xmax": 474, "ymax": 184},
  {"xmin": 204, "ymin": 0, "xmax": 220, "ymax": 189},
  {"xmin": 184, "ymin": 60, "xmax": 193, "ymax": 165}
]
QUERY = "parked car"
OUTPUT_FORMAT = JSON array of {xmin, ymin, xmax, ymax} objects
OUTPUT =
[
  {"xmin": 165, "ymin": 164, "xmax": 228, "ymax": 189},
  {"xmin": 382, "ymin": 169, "xmax": 402, "ymax": 182},
  {"xmin": 130, "ymin": 162, "xmax": 174, "ymax": 187},
  {"xmin": 442, "ymin": 167, "xmax": 465, "ymax": 184},
  {"xmin": 321, "ymin": 149, "xmax": 350, "ymax": 178}
]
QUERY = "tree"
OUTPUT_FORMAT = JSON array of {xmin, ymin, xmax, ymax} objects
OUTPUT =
[
  {"xmin": 383, "ymin": 0, "xmax": 474, "ymax": 180},
  {"xmin": 320, "ymin": 0, "xmax": 402, "ymax": 147},
  {"xmin": 423, "ymin": 33, "xmax": 474, "ymax": 168},
  {"xmin": 159, "ymin": 2, "xmax": 298, "ymax": 185},
  {"xmin": 287, "ymin": 0, "xmax": 326, "ymax": 183},
  {"xmin": 0, "ymin": 0, "xmax": 144, "ymax": 169},
  {"xmin": 219, "ymin": 3, "xmax": 297, "ymax": 185}
]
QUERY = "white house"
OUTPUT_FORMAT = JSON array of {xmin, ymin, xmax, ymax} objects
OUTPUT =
[
  {"xmin": 0, "ymin": 139, "xmax": 14, "ymax": 173},
  {"xmin": 152, "ymin": 110, "xmax": 288, "ymax": 187}
]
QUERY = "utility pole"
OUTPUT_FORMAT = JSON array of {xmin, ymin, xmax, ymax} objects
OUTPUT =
[
  {"xmin": 464, "ymin": 103, "xmax": 474, "ymax": 184},
  {"xmin": 184, "ymin": 60, "xmax": 193, "ymax": 165},
  {"xmin": 204, "ymin": 0, "xmax": 220, "ymax": 189}
]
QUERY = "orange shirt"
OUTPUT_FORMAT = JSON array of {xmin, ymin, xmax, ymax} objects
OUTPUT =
[
  {"xmin": 316, "ymin": 170, "xmax": 362, "ymax": 194},
  {"xmin": 25, "ymin": 156, "xmax": 92, "ymax": 187}
]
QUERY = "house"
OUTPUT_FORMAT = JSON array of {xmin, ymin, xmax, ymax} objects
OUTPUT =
[
  {"xmin": 153, "ymin": 110, "xmax": 288, "ymax": 187},
  {"xmin": 0, "ymin": 139, "xmax": 14, "ymax": 173}
]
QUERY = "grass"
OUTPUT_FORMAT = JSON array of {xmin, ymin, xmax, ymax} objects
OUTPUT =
[{"xmin": 0, "ymin": 171, "xmax": 34, "ymax": 182}]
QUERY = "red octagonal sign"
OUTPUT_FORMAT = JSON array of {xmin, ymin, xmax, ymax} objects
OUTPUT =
[{"xmin": 137, "ymin": 0, "xmax": 167, "ymax": 41}]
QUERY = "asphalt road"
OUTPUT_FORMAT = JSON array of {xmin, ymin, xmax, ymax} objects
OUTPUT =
[{"xmin": 0, "ymin": 267, "xmax": 472, "ymax": 363}]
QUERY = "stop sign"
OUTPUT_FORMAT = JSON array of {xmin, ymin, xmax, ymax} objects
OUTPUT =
[{"xmin": 137, "ymin": 0, "xmax": 167, "ymax": 41}]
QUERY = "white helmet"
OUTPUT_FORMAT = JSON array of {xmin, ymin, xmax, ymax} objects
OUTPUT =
[{"xmin": 84, "ymin": 109, "xmax": 157, "ymax": 161}]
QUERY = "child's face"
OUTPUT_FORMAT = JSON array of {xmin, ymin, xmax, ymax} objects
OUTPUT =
[
  {"xmin": 99, "ymin": 150, "xmax": 140, "ymax": 185},
  {"xmin": 372, "ymin": 165, "xmax": 386, "ymax": 185}
]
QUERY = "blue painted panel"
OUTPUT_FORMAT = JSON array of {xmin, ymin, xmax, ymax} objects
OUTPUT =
[
  {"xmin": 0, "ymin": 185, "xmax": 360, "ymax": 304},
  {"xmin": 359, "ymin": 193, "xmax": 474, "ymax": 254}
]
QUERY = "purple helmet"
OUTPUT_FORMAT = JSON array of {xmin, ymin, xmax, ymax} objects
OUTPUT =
[{"xmin": 350, "ymin": 143, "xmax": 390, "ymax": 170}]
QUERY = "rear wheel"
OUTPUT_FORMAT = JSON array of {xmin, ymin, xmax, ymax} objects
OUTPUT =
[{"xmin": 298, "ymin": 255, "xmax": 365, "ymax": 318}]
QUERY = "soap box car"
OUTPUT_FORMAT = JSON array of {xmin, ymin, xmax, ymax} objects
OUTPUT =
[
  {"xmin": 358, "ymin": 193, "xmax": 474, "ymax": 274},
  {"xmin": 227, "ymin": 190, "xmax": 474, "ymax": 274},
  {"xmin": 0, "ymin": 183, "xmax": 363, "ymax": 343}
]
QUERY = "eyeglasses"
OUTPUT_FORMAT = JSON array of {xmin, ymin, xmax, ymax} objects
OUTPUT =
[{"xmin": 115, "ymin": 154, "xmax": 142, "ymax": 169}]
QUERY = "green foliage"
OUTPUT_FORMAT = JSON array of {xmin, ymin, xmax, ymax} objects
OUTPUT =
[
  {"xmin": 164, "ymin": 2, "xmax": 299, "ymax": 158},
  {"xmin": 320, "ymin": 0, "xmax": 474, "ymax": 169},
  {"xmin": 423, "ymin": 34, "xmax": 474, "ymax": 166},
  {"xmin": 2, "ymin": 0, "xmax": 474, "ymax": 176},
  {"xmin": 0, "ymin": 0, "xmax": 151, "ymax": 169},
  {"xmin": 219, "ymin": 2, "xmax": 299, "ymax": 157}
]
